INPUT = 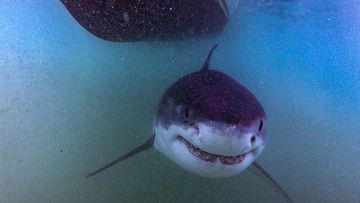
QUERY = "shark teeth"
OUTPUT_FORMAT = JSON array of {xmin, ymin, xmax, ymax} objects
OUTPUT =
[{"xmin": 178, "ymin": 136, "xmax": 246, "ymax": 165}]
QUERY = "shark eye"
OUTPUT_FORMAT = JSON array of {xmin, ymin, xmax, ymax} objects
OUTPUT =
[
  {"xmin": 180, "ymin": 107, "xmax": 190, "ymax": 122},
  {"xmin": 259, "ymin": 120, "xmax": 264, "ymax": 132},
  {"xmin": 184, "ymin": 107, "xmax": 189, "ymax": 118}
]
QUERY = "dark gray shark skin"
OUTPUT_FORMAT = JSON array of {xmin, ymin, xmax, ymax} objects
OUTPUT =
[
  {"xmin": 156, "ymin": 63, "xmax": 266, "ymax": 129},
  {"xmin": 84, "ymin": 44, "xmax": 294, "ymax": 203},
  {"xmin": 59, "ymin": 0, "xmax": 229, "ymax": 42}
]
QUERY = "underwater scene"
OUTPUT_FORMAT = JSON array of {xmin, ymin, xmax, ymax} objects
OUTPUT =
[{"xmin": 0, "ymin": 0, "xmax": 359, "ymax": 202}]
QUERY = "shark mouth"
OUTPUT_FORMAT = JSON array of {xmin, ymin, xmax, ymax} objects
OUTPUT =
[{"xmin": 177, "ymin": 136, "xmax": 247, "ymax": 165}]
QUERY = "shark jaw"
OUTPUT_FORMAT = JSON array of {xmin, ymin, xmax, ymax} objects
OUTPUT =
[{"xmin": 154, "ymin": 121, "xmax": 265, "ymax": 178}]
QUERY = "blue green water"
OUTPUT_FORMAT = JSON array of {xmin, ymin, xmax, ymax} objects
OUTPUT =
[{"xmin": 0, "ymin": 0, "xmax": 359, "ymax": 202}]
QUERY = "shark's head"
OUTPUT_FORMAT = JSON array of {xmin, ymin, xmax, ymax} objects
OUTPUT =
[{"xmin": 154, "ymin": 46, "xmax": 266, "ymax": 178}]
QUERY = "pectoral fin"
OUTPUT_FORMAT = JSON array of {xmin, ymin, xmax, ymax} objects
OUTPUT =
[
  {"xmin": 250, "ymin": 162, "xmax": 295, "ymax": 203},
  {"xmin": 85, "ymin": 135, "xmax": 155, "ymax": 178}
]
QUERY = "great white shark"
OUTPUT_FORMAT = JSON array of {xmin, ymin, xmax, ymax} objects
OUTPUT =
[{"xmin": 85, "ymin": 44, "xmax": 294, "ymax": 203}]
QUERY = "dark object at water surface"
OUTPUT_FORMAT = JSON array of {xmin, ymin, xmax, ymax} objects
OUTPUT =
[{"xmin": 60, "ymin": 0, "xmax": 232, "ymax": 42}]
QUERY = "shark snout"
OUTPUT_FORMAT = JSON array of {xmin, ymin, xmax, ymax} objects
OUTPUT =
[{"xmin": 183, "ymin": 122, "xmax": 264, "ymax": 156}]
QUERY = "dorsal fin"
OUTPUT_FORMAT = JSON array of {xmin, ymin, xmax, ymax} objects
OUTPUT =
[{"xmin": 201, "ymin": 44, "xmax": 218, "ymax": 71}]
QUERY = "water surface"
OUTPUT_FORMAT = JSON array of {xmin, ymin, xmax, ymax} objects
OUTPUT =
[{"xmin": 0, "ymin": 0, "xmax": 359, "ymax": 202}]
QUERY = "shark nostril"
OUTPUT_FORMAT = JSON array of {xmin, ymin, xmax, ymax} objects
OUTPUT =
[
  {"xmin": 251, "ymin": 135, "xmax": 256, "ymax": 143},
  {"xmin": 194, "ymin": 126, "xmax": 200, "ymax": 135}
]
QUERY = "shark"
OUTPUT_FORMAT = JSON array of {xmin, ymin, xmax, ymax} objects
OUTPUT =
[{"xmin": 85, "ymin": 44, "xmax": 294, "ymax": 203}]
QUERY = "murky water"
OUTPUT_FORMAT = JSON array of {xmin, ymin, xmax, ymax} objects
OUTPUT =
[{"xmin": 0, "ymin": 0, "xmax": 359, "ymax": 202}]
